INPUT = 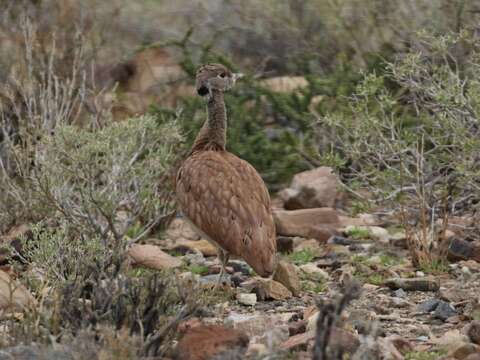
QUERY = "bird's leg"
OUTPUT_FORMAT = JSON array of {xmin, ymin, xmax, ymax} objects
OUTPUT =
[{"xmin": 215, "ymin": 249, "xmax": 229, "ymax": 289}]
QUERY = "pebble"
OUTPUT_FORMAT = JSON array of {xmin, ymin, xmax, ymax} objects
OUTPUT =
[
  {"xmin": 393, "ymin": 289, "xmax": 407, "ymax": 298},
  {"xmin": 433, "ymin": 301, "xmax": 457, "ymax": 321},
  {"xmin": 237, "ymin": 293, "xmax": 257, "ymax": 306}
]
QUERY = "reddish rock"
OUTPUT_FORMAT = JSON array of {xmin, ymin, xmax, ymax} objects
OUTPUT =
[
  {"xmin": 280, "ymin": 327, "xmax": 359, "ymax": 354},
  {"xmin": 127, "ymin": 244, "xmax": 182, "ymax": 270},
  {"xmin": 280, "ymin": 167, "xmax": 339, "ymax": 210},
  {"xmin": 173, "ymin": 325, "xmax": 249, "ymax": 360},
  {"xmin": 273, "ymin": 208, "xmax": 340, "ymax": 242},
  {"xmin": 273, "ymin": 261, "xmax": 301, "ymax": 297}
]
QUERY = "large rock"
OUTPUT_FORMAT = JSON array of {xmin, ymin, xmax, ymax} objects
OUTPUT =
[
  {"xmin": 273, "ymin": 261, "xmax": 301, "ymax": 297},
  {"xmin": 280, "ymin": 167, "xmax": 339, "ymax": 210},
  {"xmin": 127, "ymin": 244, "xmax": 182, "ymax": 270},
  {"xmin": 273, "ymin": 208, "xmax": 340, "ymax": 242},
  {"xmin": 0, "ymin": 270, "xmax": 35, "ymax": 313},
  {"xmin": 173, "ymin": 325, "xmax": 249, "ymax": 360}
]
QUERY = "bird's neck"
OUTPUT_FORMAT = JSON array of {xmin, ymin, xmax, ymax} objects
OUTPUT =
[{"xmin": 191, "ymin": 90, "xmax": 227, "ymax": 152}]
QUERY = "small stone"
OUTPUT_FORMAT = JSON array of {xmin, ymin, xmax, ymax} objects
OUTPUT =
[
  {"xmin": 390, "ymin": 297, "xmax": 411, "ymax": 308},
  {"xmin": 384, "ymin": 277, "xmax": 439, "ymax": 292},
  {"xmin": 433, "ymin": 301, "xmax": 457, "ymax": 321},
  {"xmin": 237, "ymin": 293, "xmax": 257, "ymax": 306},
  {"xmin": 306, "ymin": 311, "xmax": 319, "ymax": 332},
  {"xmin": 299, "ymin": 263, "xmax": 329, "ymax": 279},
  {"xmin": 255, "ymin": 279, "xmax": 292, "ymax": 300},
  {"xmin": 280, "ymin": 331, "xmax": 314, "ymax": 351},
  {"xmin": 273, "ymin": 261, "xmax": 301, "ymax": 297},
  {"xmin": 415, "ymin": 271, "xmax": 425, "ymax": 277},
  {"xmin": 467, "ymin": 320, "xmax": 480, "ymax": 345},
  {"xmin": 416, "ymin": 299, "xmax": 441, "ymax": 313},
  {"xmin": 393, "ymin": 289, "xmax": 407, "ymax": 298}
]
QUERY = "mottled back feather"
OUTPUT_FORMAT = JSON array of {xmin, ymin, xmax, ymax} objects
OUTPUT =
[{"xmin": 176, "ymin": 150, "xmax": 276, "ymax": 276}]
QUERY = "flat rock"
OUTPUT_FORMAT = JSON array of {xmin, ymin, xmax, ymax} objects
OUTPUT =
[
  {"xmin": 299, "ymin": 263, "xmax": 330, "ymax": 279},
  {"xmin": 273, "ymin": 261, "xmax": 301, "ymax": 297},
  {"xmin": 273, "ymin": 208, "xmax": 340, "ymax": 242},
  {"xmin": 127, "ymin": 244, "xmax": 182, "ymax": 270},
  {"xmin": 173, "ymin": 324, "xmax": 249, "ymax": 360},
  {"xmin": 237, "ymin": 293, "xmax": 257, "ymax": 306},
  {"xmin": 280, "ymin": 166, "xmax": 338, "ymax": 210},
  {"xmin": 384, "ymin": 277, "xmax": 440, "ymax": 292}
]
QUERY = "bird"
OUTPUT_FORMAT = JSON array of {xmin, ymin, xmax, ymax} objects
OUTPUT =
[{"xmin": 175, "ymin": 63, "xmax": 277, "ymax": 283}]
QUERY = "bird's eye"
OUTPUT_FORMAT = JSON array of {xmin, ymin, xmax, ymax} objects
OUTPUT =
[{"xmin": 219, "ymin": 72, "xmax": 226, "ymax": 78}]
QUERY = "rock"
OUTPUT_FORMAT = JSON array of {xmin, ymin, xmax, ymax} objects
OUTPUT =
[
  {"xmin": 200, "ymin": 274, "xmax": 231, "ymax": 287},
  {"xmin": 277, "ymin": 236, "xmax": 294, "ymax": 253},
  {"xmin": 467, "ymin": 321, "xmax": 480, "ymax": 345},
  {"xmin": 173, "ymin": 324, "xmax": 249, "ymax": 360},
  {"xmin": 434, "ymin": 329, "xmax": 469, "ymax": 346},
  {"xmin": 416, "ymin": 299, "xmax": 441, "ymax": 313},
  {"xmin": 393, "ymin": 289, "xmax": 407, "ymax": 298},
  {"xmin": 459, "ymin": 260, "xmax": 480, "ymax": 273},
  {"xmin": 434, "ymin": 301, "xmax": 457, "ymax": 321},
  {"xmin": 273, "ymin": 208, "xmax": 340, "ymax": 242},
  {"xmin": 173, "ymin": 239, "xmax": 217, "ymax": 257},
  {"xmin": 226, "ymin": 312, "xmax": 294, "ymax": 339},
  {"xmin": 448, "ymin": 342, "xmax": 480, "ymax": 360},
  {"xmin": 390, "ymin": 231, "xmax": 407, "ymax": 248},
  {"xmin": 255, "ymin": 279, "xmax": 292, "ymax": 300},
  {"xmin": 127, "ymin": 244, "xmax": 182, "ymax": 270},
  {"xmin": 260, "ymin": 76, "xmax": 308, "ymax": 93},
  {"xmin": 256, "ymin": 325, "xmax": 290, "ymax": 348},
  {"xmin": 280, "ymin": 167, "xmax": 338, "ymax": 210},
  {"xmin": 280, "ymin": 331, "xmax": 314, "ymax": 351},
  {"xmin": 299, "ymin": 264, "xmax": 330, "ymax": 279},
  {"xmin": 288, "ymin": 320, "xmax": 307, "ymax": 336},
  {"xmin": 386, "ymin": 335, "xmax": 414, "ymax": 355},
  {"xmin": 384, "ymin": 277, "xmax": 440, "ymax": 292},
  {"xmin": 465, "ymin": 354, "xmax": 480, "ymax": 360},
  {"xmin": 273, "ymin": 261, "xmax": 301, "ymax": 297},
  {"xmin": 448, "ymin": 238, "xmax": 480, "ymax": 262},
  {"xmin": 368, "ymin": 226, "xmax": 391, "ymax": 244},
  {"xmin": 166, "ymin": 218, "xmax": 200, "ymax": 242},
  {"xmin": 0, "ymin": 271, "xmax": 35, "ymax": 313},
  {"xmin": 246, "ymin": 343, "xmax": 268, "ymax": 357},
  {"xmin": 237, "ymin": 293, "xmax": 257, "ymax": 306}
]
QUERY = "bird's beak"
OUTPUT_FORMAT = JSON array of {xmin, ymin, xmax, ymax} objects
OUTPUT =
[{"xmin": 232, "ymin": 73, "xmax": 244, "ymax": 83}]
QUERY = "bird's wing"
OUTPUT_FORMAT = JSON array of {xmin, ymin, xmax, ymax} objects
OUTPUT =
[{"xmin": 175, "ymin": 151, "xmax": 276, "ymax": 274}]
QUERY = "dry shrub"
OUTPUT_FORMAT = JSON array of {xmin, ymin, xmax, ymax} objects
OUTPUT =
[{"xmin": 314, "ymin": 29, "xmax": 480, "ymax": 267}]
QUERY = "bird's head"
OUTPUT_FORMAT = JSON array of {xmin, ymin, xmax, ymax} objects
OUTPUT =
[{"xmin": 195, "ymin": 63, "xmax": 243, "ymax": 97}]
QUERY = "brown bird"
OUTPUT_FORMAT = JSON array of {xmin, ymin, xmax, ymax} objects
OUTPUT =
[{"xmin": 175, "ymin": 63, "xmax": 277, "ymax": 281}]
